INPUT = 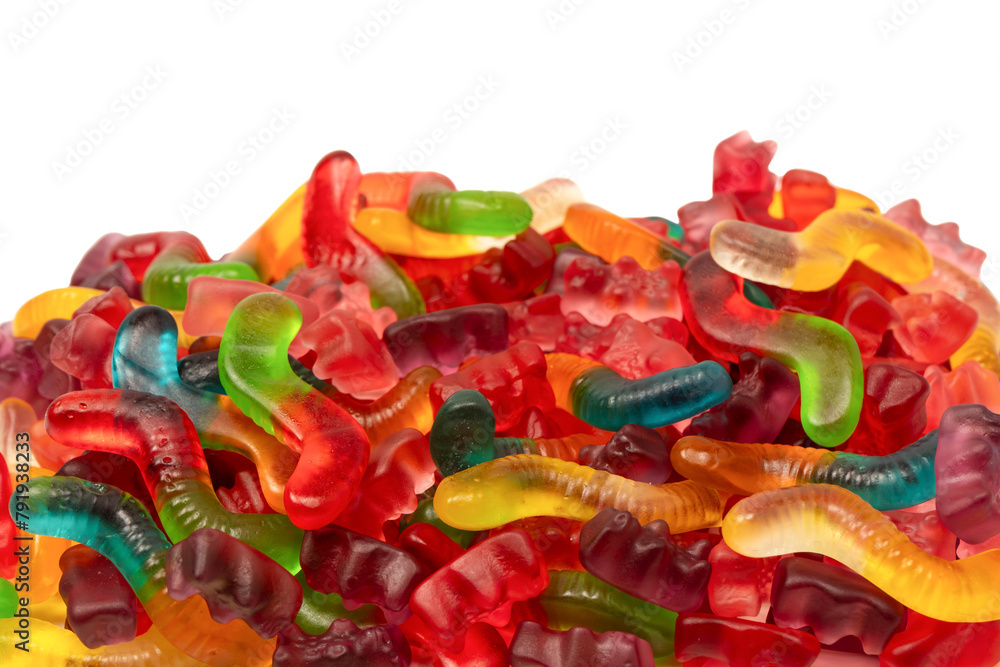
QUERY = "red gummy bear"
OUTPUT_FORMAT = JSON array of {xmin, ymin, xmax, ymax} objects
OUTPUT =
[
  {"xmin": 561, "ymin": 255, "xmax": 683, "ymax": 326},
  {"xmin": 891, "ymin": 291, "xmax": 979, "ymax": 364},
  {"xmin": 430, "ymin": 342, "xmax": 555, "ymax": 432},
  {"xmin": 846, "ymin": 362, "xmax": 930, "ymax": 456},
  {"xmin": 780, "ymin": 169, "xmax": 836, "ymax": 230}
]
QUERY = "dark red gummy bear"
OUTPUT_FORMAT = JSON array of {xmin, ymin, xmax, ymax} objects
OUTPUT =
[
  {"xmin": 274, "ymin": 620, "xmax": 410, "ymax": 667},
  {"xmin": 165, "ymin": 528, "xmax": 302, "ymax": 638},
  {"xmin": 684, "ymin": 351, "xmax": 800, "ymax": 444},
  {"xmin": 769, "ymin": 556, "xmax": 906, "ymax": 654},
  {"xmin": 301, "ymin": 524, "xmax": 430, "ymax": 614},
  {"xmin": 59, "ymin": 545, "xmax": 144, "ymax": 648},
  {"xmin": 578, "ymin": 424, "xmax": 671, "ymax": 484},
  {"xmin": 509, "ymin": 620, "xmax": 654, "ymax": 667},
  {"xmin": 579, "ymin": 508, "xmax": 712, "ymax": 613}
]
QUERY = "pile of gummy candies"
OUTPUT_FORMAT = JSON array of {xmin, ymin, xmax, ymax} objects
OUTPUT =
[{"xmin": 1, "ymin": 130, "xmax": 999, "ymax": 667}]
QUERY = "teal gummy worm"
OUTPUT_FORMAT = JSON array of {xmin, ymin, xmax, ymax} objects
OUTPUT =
[{"xmin": 547, "ymin": 354, "xmax": 733, "ymax": 431}]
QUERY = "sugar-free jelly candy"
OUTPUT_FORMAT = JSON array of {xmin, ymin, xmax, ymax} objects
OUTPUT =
[
  {"xmin": 560, "ymin": 254, "xmax": 683, "ymax": 326},
  {"xmin": 274, "ymin": 620, "xmax": 411, "ymax": 667},
  {"xmin": 301, "ymin": 523, "xmax": 429, "ymax": 615},
  {"xmin": 884, "ymin": 197, "xmax": 987, "ymax": 278},
  {"xmin": 680, "ymin": 251, "xmax": 863, "ymax": 447}
]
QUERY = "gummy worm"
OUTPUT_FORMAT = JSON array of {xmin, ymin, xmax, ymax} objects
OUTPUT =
[
  {"xmin": 218, "ymin": 292, "xmax": 370, "ymax": 530},
  {"xmin": 408, "ymin": 189, "xmax": 533, "ymax": 236},
  {"xmin": 671, "ymin": 431, "xmax": 938, "ymax": 511},
  {"xmin": 113, "ymin": 305, "xmax": 298, "ymax": 515},
  {"xmin": 141, "ymin": 232, "xmax": 260, "ymax": 310},
  {"xmin": 227, "ymin": 184, "xmax": 307, "ymax": 284},
  {"xmin": 13, "ymin": 476, "xmax": 275, "ymax": 665},
  {"xmin": 433, "ymin": 454, "xmax": 723, "ymax": 533},
  {"xmin": 321, "ymin": 365, "xmax": 441, "ymax": 447},
  {"xmin": 353, "ymin": 207, "xmax": 512, "ymax": 258},
  {"xmin": 44, "ymin": 388, "xmax": 304, "ymax": 572},
  {"xmin": 709, "ymin": 208, "xmax": 933, "ymax": 291},
  {"xmin": 520, "ymin": 177, "xmax": 586, "ymax": 235},
  {"xmin": 539, "ymin": 569, "xmax": 676, "ymax": 658},
  {"xmin": 680, "ymin": 251, "xmax": 863, "ymax": 447},
  {"xmin": 0, "ymin": 618, "xmax": 203, "ymax": 666},
  {"xmin": 429, "ymin": 388, "xmax": 602, "ymax": 477},
  {"xmin": 167, "ymin": 332, "xmax": 441, "ymax": 448},
  {"xmin": 359, "ymin": 170, "xmax": 455, "ymax": 209},
  {"xmin": 12, "ymin": 286, "xmax": 194, "ymax": 346},
  {"xmin": 562, "ymin": 203, "xmax": 690, "ymax": 270},
  {"xmin": 722, "ymin": 484, "xmax": 1000, "ymax": 623},
  {"xmin": 559, "ymin": 203, "xmax": 774, "ymax": 308},
  {"xmin": 302, "ymin": 150, "xmax": 426, "ymax": 319},
  {"xmin": 545, "ymin": 353, "xmax": 733, "ymax": 431}
]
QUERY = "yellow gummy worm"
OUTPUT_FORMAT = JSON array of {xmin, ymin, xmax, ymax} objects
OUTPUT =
[
  {"xmin": 434, "ymin": 454, "xmax": 723, "ymax": 533},
  {"xmin": 722, "ymin": 484, "xmax": 1000, "ymax": 623},
  {"xmin": 352, "ymin": 207, "xmax": 511, "ymax": 258},
  {"xmin": 12, "ymin": 288, "xmax": 193, "ymax": 347},
  {"xmin": 0, "ymin": 618, "xmax": 204, "ymax": 666},
  {"xmin": 709, "ymin": 209, "xmax": 933, "ymax": 292},
  {"xmin": 227, "ymin": 184, "xmax": 306, "ymax": 284}
]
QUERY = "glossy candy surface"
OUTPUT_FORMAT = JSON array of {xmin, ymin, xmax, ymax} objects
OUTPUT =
[
  {"xmin": 15, "ymin": 476, "xmax": 275, "ymax": 665},
  {"xmin": 434, "ymin": 454, "xmax": 723, "ymax": 532},
  {"xmin": 545, "ymin": 352, "xmax": 732, "ymax": 431},
  {"xmin": 7, "ymin": 136, "xmax": 1000, "ymax": 665},
  {"xmin": 680, "ymin": 251, "xmax": 863, "ymax": 446},
  {"xmin": 709, "ymin": 209, "xmax": 933, "ymax": 291},
  {"xmin": 45, "ymin": 388, "xmax": 304, "ymax": 572},
  {"xmin": 671, "ymin": 431, "xmax": 939, "ymax": 510},
  {"xmin": 408, "ymin": 189, "xmax": 533, "ymax": 236},
  {"xmin": 219, "ymin": 292, "xmax": 370, "ymax": 530},
  {"xmin": 723, "ymin": 484, "xmax": 1000, "ymax": 622}
]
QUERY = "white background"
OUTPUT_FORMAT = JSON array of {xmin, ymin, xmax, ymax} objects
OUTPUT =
[{"xmin": 1, "ymin": 0, "xmax": 998, "ymax": 318}]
